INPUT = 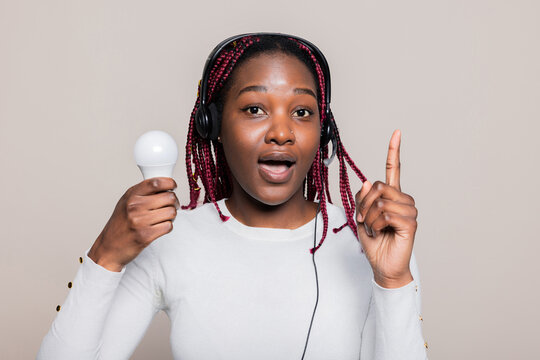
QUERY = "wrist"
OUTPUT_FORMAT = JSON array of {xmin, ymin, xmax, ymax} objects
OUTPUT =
[
  {"xmin": 374, "ymin": 271, "xmax": 414, "ymax": 289},
  {"xmin": 88, "ymin": 239, "xmax": 124, "ymax": 272}
]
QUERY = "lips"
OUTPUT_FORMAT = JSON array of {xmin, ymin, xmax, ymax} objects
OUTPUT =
[{"xmin": 258, "ymin": 152, "xmax": 296, "ymax": 184}]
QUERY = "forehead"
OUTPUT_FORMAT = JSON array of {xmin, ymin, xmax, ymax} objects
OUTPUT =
[{"xmin": 228, "ymin": 52, "xmax": 317, "ymax": 90}]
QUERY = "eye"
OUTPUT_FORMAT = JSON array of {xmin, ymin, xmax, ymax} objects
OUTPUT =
[
  {"xmin": 293, "ymin": 108, "xmax": 313, "ymax": 118},
  {"xmin": 242, "ymin": 106, "xmax": 265, "ymax": 115}
]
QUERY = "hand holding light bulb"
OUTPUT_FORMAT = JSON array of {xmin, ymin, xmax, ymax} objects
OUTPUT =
[{"xmin": 88, "ymin": 131, "xmax": 180, "ymax": 272}]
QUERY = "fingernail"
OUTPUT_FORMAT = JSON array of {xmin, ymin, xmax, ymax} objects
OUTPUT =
[{"xmin": 357, "ymin": 212, "xmax": 363, "ymax": 222}]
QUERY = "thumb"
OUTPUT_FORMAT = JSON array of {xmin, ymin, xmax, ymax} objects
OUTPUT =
[
  {"xmin": 357, "ymin": 180, "xmax": 372, "ymax": 212},
  {"xmin": 355, "ymin": 179, "xmax": 372, "ymax": 224}
]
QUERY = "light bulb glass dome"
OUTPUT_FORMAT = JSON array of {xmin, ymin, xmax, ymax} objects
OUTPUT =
[{"xmin": 134, "ymin": 130, "xmax": 178, "ymax": 166}]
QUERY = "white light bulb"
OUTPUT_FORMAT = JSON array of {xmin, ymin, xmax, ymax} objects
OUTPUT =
[{"xmin": 134, "ymin": 130, "xmax": 178, "ymax": 180}]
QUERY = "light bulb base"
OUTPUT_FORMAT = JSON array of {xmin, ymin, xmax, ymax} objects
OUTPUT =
[{"xmin": 137, "ymin": 163, "xmax": 176, "ymax": 180}]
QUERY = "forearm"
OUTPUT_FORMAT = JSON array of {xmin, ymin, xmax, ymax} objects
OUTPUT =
[
  {"xmin": 37, "ymin": 249, "xmax": 125, "ymax": 359},
  {"xmin": 361, "ymin": 277, "xmax": 428, "ymax": 360}
]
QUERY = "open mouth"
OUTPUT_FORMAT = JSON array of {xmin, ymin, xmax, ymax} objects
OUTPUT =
[
  {"xmin": 257, "ymin": 160, "xmax": 295, "ymax": 183},
  {"xmin": 258, "ymin": 160, "xmax": 295, "ymax": 173}
]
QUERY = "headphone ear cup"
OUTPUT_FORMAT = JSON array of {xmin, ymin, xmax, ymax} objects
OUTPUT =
[
  {"xmin": 322, "ymin": 111, "xmax": 337, "ymax": 167},
  {"xmin": 320, "ymin": 121, "xmax": 331, "ymax": 147},
  {"xmin": 195, "ymin": 107, "xmax": 209, "ymax": 139},
  {"xmin": 320, "ymin": 110, "xmax": 335, "ymax": 147},
  {"xmin": 207, "ymin": 102, "xmax": 221, "ymax": 140}
]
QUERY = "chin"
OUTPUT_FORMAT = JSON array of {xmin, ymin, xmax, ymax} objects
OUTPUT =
[{"xmin": 245, "ymin": 184, "xmax": 300, "ymax": 207}]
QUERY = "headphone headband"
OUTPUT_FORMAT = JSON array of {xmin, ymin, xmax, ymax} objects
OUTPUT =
[{"xmin": 198, "ymin": 32, "xmax": 331, "ymax": 110}]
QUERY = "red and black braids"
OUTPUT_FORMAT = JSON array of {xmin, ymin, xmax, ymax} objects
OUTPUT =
[
  {"xmin": 182, "ymin": 34, "xmax": 367, "ymax": 254},
  {"xmin": 182, "ymin": 36, "xmax": 256, "ymax": 221}
]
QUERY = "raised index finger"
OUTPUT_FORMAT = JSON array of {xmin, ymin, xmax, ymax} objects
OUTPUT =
[{"xmin": 385, "ymin": 129, "xmax": 401, "ymax": 191}]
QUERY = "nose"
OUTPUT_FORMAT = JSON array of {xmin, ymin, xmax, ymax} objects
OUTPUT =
[{"xmin": 264, "ymin": 111, "xmax": 295, "ymax": 145}]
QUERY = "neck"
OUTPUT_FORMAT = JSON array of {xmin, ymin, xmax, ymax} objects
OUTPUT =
[{"xmin": 224, "ymin": 181, "xmax": 319, "ymax": 230}]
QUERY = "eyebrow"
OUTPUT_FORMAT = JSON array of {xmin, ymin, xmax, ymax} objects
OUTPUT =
[{"xmin": 237, "ymin": 85, "xmax": 317, "ymax": 100}]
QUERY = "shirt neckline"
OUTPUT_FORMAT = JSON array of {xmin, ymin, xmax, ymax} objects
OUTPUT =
[{"xmin": 217, "ymin": 198, "xmax": 324, "ymax": 241}]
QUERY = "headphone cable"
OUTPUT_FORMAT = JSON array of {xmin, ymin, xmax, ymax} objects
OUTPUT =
[{"xmin": 300, "ymin": 153, "xmax": 324, "ymax": 360}]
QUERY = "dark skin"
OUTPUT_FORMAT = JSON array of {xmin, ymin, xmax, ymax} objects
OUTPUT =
[
  {"xmin": 355, "ymin": 130, "xmax": 417, "ymax": 288},
  {"xmin": 89, "ymin": 52, "xmax": 418, "ymax": 289},
  {"xmin": 218, "ymin": 53, "xmax": 320, "ymax": 229},
  {"xmin": 88, "ymin": 177, "xmax": 179, "ymax": 272}
]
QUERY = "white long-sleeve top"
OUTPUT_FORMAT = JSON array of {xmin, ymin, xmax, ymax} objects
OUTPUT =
[{"xmin": 37, "ymin": 198, "xmax": 428, "ymax": 360}]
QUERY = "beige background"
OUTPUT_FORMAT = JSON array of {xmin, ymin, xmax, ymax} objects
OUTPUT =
[{"xmin": 1, "ymin": 0, "xmax": 539, "ymax": 359}]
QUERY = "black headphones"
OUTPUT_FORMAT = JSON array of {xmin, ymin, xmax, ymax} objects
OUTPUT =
[{"xmin": 195, "ymin": 32, "xmax": 337, "ymax": 166}]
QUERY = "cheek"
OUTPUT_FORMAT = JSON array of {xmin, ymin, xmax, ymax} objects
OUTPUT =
[
  {"xmin": 296, "ymin": 126, "xmax": 321, "ymax": 169},
  {"xmin": 221, "ymin": 127, "xmax": 260, "ymax": 178}
]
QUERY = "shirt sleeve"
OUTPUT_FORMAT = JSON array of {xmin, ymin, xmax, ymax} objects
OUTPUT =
[
  {"xmin": 359, "ymin": 251, "xmax": 428, "ymax": 360},
  {"xmin": 37, "ymin": 244, "xmax": 163, "ymax": 360}
]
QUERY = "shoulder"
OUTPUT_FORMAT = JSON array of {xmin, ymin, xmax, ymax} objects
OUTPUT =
[
  {"xmin": 141, "ymin": 201, "xmax": 222, "ymax": 268},
  {"xmin": 147, "ymin": 200, "xmax": 223, "ymax": 249},
  {"xmin": 171, "ymin": 200, "xmax": 226, "ymax": 229}
]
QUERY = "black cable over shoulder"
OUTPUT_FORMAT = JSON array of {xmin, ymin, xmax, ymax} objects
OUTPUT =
[
  {"xmin": 301, "ymin": 151, "xmax": 324, "ymax": 359},
  {"xmin": 301, "ymin": 199, "xmax": 321, "ymax": 360}
]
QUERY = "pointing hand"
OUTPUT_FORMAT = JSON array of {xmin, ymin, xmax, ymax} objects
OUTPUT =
[{"xmin": 355, "ymin": 130, "xmax": 418, "ymax": 288}]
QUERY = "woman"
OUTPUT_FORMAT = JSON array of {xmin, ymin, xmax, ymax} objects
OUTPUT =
[{"xmin": 38, "ymin": 33, "xmax": 428, "ymax": 359}]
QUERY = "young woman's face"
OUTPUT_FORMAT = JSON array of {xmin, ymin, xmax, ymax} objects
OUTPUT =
[{"xmin": 219, "ymin": 52, "xmax": 321, "ymax": 206}]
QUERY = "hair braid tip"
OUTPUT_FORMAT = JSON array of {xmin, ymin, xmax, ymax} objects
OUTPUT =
[{"xmin": 332, "ymin": 222, "xmax": 348, "ymax": 233}]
